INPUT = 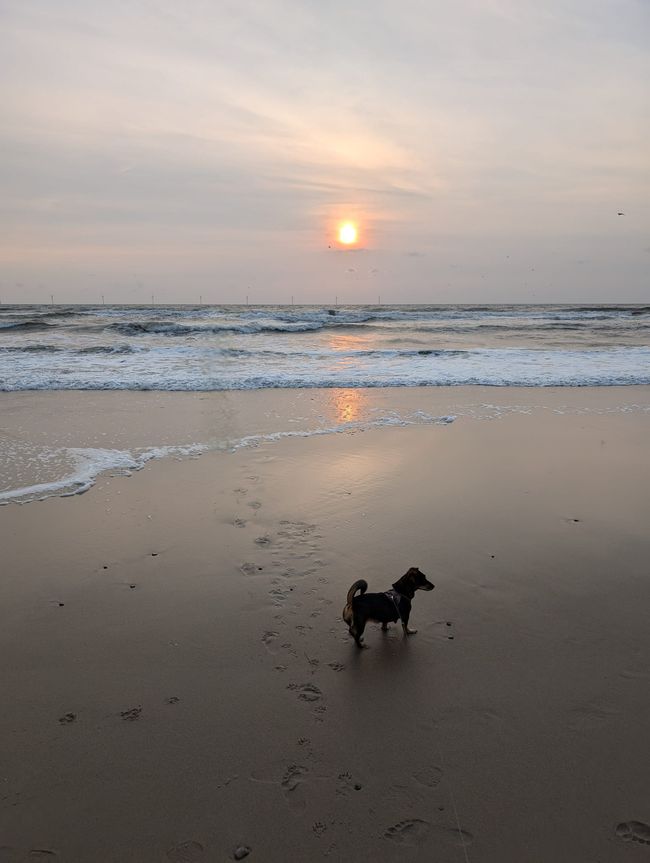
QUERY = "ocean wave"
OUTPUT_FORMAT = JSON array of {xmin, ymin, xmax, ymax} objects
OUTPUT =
[
  {"xmin": 2, "ymin": 344, "xmax": 648, "ymax": 390},
  {"xmin": 0, "ymin": 343, "xmax": 138, "ymax": 355},
  {"xmin": 0, "ymin": 344, "xmax": 62, "ymax": 353},
  {"xmin": 3, "ymin": 304, "xmax": 649, "ymax": 337},
  {"xmin": 216, "ymin": 347, "xmax": 470, "ymax": 359},
  {"xmin": 574, "ymin": 305, "xmax": 650, "ymax": 315},
  {"xmin": 72, "ymin": 310, "xmax": 650, "ymax": 337},
  {"xmin": 0, "ymin": 319, "xmax": 55, "ymax": 332},
  {"xmin": 77, "ymin": 344, "xmax": 137, "ymax": 354},
  {"xmin": 3, "ymin": 372, "xmax": 649, "ymax": 391},
  {"xmin": 102, "ymin": 320, "xmax": 329, "ymax": 336}
]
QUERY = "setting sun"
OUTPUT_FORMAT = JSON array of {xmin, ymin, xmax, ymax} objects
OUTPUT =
[{"xmin": 338, "ymin": 222, "xmax": 358, "ymax": 245}]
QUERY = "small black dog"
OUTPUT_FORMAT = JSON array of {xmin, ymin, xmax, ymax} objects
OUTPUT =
[{"xmin": 342, "ymin": 567, "xmax": 434, "ymax": 648}]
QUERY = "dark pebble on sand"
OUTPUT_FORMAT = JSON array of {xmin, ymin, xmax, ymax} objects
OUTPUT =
[
  {"xmin": 129, "ymin": 584, "xmax": 136, "ymax": 589},
  {"xmin": 59, "ymin": 712, "xmax": 77, "ymax": 724},
  {"xmin": 354, "ymin": 783, "xmax": 362, "ymax": 791},
  {"xmin": 448, "ymin": 636, "xmax": 454, "ymax": 640},
  {"xmin": 151, "ymin": 552, "xmax": 158, "ymax": 556},
  {"xmin": 446, "ymin": 621, "xmax": 452, "ymax": 626},
  {"xmin": 491, "ymin": 554, "xmax": 495, "ymax": 558},
  {"xmin": 58, "ymin": 602, "xmax": 65, "ymax": 607},
  {"xmin": 233, "ymin": 846, "xmax": 251, "ymax": 860},
  {"xmin": 103, "ymin": 565, "xmax": 108, "ymax": 569}
]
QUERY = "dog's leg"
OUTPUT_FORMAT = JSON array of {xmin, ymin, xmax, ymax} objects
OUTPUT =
[
  {"xmin": 401, "ymin": 610, "xmax": 417, "ymax": 636},
  {"xmin": 352, "ymin": 614, "xmax": 367, "ymax": 648}
]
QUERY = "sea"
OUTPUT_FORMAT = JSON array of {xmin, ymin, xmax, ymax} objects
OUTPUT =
[
  {"xmin": 1, "ymin": 303, "xmax": 649, "ymax": 504},
  {"xmin": 1, "ymin": 303, "xmax": 649, "ymax": 390}
]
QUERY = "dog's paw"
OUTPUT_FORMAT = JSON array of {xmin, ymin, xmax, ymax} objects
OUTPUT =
[{"xmin": 616, "ymin": 821, "xmax": 650, "ymax": 845}]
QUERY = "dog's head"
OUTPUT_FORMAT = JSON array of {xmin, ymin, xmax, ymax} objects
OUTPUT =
[{"xmin": 393, "ymin": 566, "xmax": 435, "ymax": 598}]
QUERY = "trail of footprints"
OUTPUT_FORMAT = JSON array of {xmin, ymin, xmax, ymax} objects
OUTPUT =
[
  {"xmin": 233, "ymin": 471, "xmax": 478, "ymax": 853},
  {"xmin": 233, "ymin": 472, "xmax": 336, "ymax": 715}
]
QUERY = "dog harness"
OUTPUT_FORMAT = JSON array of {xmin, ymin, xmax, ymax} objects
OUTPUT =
[{"xmin": 384, "ymin": 588, "xmax": 404, "ymax": 623}]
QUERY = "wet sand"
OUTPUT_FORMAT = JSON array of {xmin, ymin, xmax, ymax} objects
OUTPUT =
[{"xmin": 1, "ymin": 388, "xmax": 650, "ymax": 861}]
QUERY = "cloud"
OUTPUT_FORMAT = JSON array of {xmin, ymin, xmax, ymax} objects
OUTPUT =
[{"xmin": 0, "ymin": 0, "xmax": 648, "ymax": 300}]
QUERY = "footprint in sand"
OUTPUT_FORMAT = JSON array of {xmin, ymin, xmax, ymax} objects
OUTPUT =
[
  {"xmin": 336, "ymin": 772, "xmax": 362, "ymax": 795},
  {"xmin": 58, "ymin": 712, "xmax": 77, "ymax": 724},
  {"xmin": 328, "ymin": 662, "xmax": 345, "ymax": 672},
  {"xmin": 120, "ymin": 707, "xmax": 142, "ymax": 722},
  {"xmin": 281, "ymin": 764, "xmax": 308, "ymax": 793},
  {"xmin": 262, "ymin": 631, "xmax": 279, "ymax": 652},
  {"xmin": 240, "ymin": 562, "xmax": 264, "ymax": 576},
  {"xmin": 413, "ymin": 765, "xmax": 443, "ymax": 788},
  {"xmin": 166, "ymin": 840, "xmax": 204, "ymax": 861},
  {"xmin": 281, "ymin": 642, "xmax": 298, "ymax": 658},
  {"xmin": 165, "ymin": 696, "xmax": 180, "ymax": 705},
  {"xmin": 255, "ymin": 536, "xmax": 272, "ymax": 546},
  {"xmin": 616, "ymin": 821, "xmax": 650, "ymax": 845},
  {"xmin": 384, "ymin": 819, "xmax": 431, "ymax": 846},
  {"xmin": 281, "ymin": 764, "xmax": 309, "ymax": 809},
  {"xmin": 28, "ymin": 853, "xmax": 58, "ymax": 859},
  {"xmin": 233, "ymin": 518, "xmax": 247, "ymax": 528},
  {"xmin": 287, "ymin": 682, "xmax": 322, "ymax": 702},
  {"xmin": 247, "ymin": 501, "xmax": 262, "ymax": 510},
  {"xmin": 269, "ymin": 584, "xmax": 294, "ymax": 605}
]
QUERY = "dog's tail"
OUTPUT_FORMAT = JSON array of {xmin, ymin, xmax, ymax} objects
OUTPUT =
[
  {"xmin": 342, "ymin": 579, "xmax": 367, "ymax": 626},
  {"xmin": 346, "ymin": 579, "xmax": 367, "ymax": 605}
]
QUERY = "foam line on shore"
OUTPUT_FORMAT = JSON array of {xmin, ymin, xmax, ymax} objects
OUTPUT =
[{"xmin": 0, "ymin": 412, "xmax": 456, "ymax": 505}]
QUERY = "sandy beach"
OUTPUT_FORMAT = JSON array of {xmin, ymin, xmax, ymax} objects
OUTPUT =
[{"xmin": 1, "ymin": 387, "xmax": 649, "ymax": 862}]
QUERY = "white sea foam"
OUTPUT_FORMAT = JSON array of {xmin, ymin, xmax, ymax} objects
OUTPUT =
[
  {"xmin": 1, "ymin": 346, "xmax": 649, "ymax": 390},
  {"xmin": 1, "ymin": 304, "xmax": 649, "ymax": 391},
  {"xmin": 0, "ymin": 412, "xmax": 456, "ymax": 505}
]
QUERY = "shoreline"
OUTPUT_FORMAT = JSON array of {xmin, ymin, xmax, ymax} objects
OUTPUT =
[
  {"xmin": 2, "ymin": 385, "xmax": 649, "ymax": 505},
  {"xmin": 1, "ymin": 387, "xmax": 649, "ymax": 860}
]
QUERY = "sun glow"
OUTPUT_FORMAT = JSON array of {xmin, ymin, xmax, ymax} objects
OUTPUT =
[{"xmin": 338, "ymin": 222, "xmax": 358, "ymax": 245}]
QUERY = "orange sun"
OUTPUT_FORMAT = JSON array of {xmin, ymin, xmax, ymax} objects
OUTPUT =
[{"xmin": 338, "ymin": 221, "xmax": 358, "ymax": 245}]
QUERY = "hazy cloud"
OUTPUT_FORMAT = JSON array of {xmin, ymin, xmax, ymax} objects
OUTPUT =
[{"xmin": 0, "ymin": 0, "xmax": 648, "ymax": 302}]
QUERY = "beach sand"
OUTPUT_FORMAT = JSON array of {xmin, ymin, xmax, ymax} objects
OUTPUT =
[{"xmin": 1, "ymin": 387, "xmax": 649, "ymax": 861}]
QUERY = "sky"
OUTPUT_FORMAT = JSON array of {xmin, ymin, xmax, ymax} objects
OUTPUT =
[{"xmin": 1, "ymin": 0, "xmax": 648, "ymax": 304}]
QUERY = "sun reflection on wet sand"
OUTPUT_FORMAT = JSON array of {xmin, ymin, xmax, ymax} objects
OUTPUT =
[{"xmin": 329, "ymin": 388, "xmax": 367, "ymax": 424}]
